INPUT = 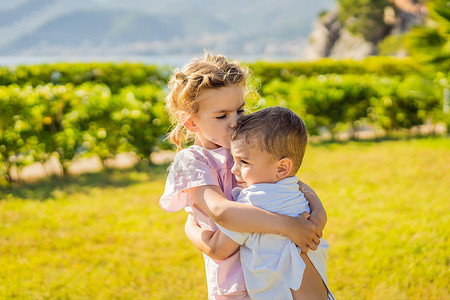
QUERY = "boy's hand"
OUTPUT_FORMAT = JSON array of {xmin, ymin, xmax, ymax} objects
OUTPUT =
[{"xmin": 290, "ymin": 211, "xmax": 322, "ymax": 253}]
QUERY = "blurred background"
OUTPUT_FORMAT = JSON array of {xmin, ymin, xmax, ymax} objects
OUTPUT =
[
  {"xmin": 0, "ymin": 0, "xmax": 439, "ymax": 65},
  {"xmin": 1, "ymin": 0, "xmax": 449, "ymax": 299},
  {"xmin": 0, "ymin": 0, "xmax": 336, "ymax": 65}
]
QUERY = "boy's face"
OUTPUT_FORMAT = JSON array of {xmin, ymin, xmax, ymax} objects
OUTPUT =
[{"xmin": 230, "ymin": 137, "xmax": 280, "ymax": 188}]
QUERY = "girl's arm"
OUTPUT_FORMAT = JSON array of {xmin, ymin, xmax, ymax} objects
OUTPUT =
[
  {"xmin": 188, "ymin": 185, "xmax": 321, "ymax": 253},
  {"xmin": 185, "ymin": 214, "xmax": 240, "ymax": 260},
  {"xmin": 298, "ymin": 181, "xmax": 327, "ymax": 231}
]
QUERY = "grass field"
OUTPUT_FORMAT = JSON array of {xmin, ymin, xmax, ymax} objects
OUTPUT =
[{"xmin": 1, "ymin": 137, "xmax": 449, "ymax": 299}]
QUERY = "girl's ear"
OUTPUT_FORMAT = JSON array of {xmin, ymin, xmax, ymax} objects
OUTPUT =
[
  {"xmin": 276, "ymin": 157, "xmax": 293, "ymax": 179},
  {"xmin": 180, "ymin": 112, "xmax": 197, "ymax": 133}
]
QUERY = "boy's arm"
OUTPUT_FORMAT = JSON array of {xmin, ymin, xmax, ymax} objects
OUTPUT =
[
  {"xmin": 187, "ymin": 185, "xmax": 322, "ymax": 253},
  {"xmin": 298, "ymin": 181, "xmax": 327, "ymax": 231},
  {"xmin": 184, "ymin": 214, "xmax": 240, "ymax": 260}
]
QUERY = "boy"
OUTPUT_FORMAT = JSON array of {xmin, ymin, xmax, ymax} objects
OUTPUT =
[{"xmin": 186, "ymin": 106, "xmax": 334, "ymax": 299}]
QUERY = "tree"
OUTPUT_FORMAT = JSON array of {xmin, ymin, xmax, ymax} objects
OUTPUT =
[
  {"xmin": 406, "ymin": 0, "xmax": 450, "ymax": 71},
  {"xmin": 337, "ymin": 0, "xmax": 392, "ymax": 43}
]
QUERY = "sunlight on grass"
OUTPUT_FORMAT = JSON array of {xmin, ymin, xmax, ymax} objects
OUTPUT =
[
  {"xmin": 0, "ymin": 137, "xmax": 449, "ymax": 299},
  {"xmin": 0, "ymin": 168, "xmax": 206, "ymax": 299},
  {"xmin": 300, "ymin": 138, "xmax": 450, "ymax": 299}
]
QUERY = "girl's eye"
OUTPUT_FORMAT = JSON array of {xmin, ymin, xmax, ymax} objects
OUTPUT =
[
  {"xmin": 237, "ymin": 109, "xmax": 245, "ymax": 114},
  {"xmin": 241, "ymin": 160, "xmax": 249, "ymax": 165},
  {"xmin": 216, "ymin": 115, "xmax": 227, "ymax": 120}
]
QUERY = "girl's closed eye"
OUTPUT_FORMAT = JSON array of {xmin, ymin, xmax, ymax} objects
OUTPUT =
[{"xmin": 216, "ymin": 114, "xmax": 227, "ymax": 120}]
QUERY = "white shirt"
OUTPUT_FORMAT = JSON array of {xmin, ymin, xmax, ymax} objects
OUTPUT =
[{"xmin": 218, "ymin": 176, "xmax": 329, "ymax": 300}]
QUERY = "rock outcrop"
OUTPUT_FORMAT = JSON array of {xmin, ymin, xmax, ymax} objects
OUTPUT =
[{"xmin": 304, "ymin": 0, "xmax": 427, "ymax": 60}]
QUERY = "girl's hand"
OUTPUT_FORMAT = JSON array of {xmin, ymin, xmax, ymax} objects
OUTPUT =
[
  {"xmin": 289, "ymin": 211, "xmax": 322, "ymax": 253},
  {"xmin": 185, "ymin": 213, "xmax": 240, "ymax": 260},
  {"xmin": 185, "ymin": 214, "xmax": 199, "ymax": 231},
  {"xmin": 308, "ymin": 212, "xmax": 327, "ymax": 232},
  {"xmin": 297, "ymin": 180, "xmax": 327, "ymax": 232}
]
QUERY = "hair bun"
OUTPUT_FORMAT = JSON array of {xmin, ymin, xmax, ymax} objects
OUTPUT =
[{"xmin": 175, "ymin": 72, "xmax": 188, "ymax": 82}]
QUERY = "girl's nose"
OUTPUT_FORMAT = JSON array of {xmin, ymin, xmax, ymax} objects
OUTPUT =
[{"xmin": 230, "ymin": 114, "xmax": 239, "ymax": 129}]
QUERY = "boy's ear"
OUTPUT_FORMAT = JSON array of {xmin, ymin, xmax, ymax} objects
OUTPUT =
[
  {"xmin": 180, "ymin": 112, "xmax": 197, "ymax": 133},
  {"xmin": 276, "ymin": 157, "xmax": 293, "ymax": 179}
]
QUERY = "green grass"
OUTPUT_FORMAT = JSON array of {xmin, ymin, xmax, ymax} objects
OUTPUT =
[{"xmin": 1, "ymin": 137, "xmax": 449, "ymax": 299}]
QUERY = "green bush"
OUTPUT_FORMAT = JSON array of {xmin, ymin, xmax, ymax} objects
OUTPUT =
[
  {"xmin": 0, "ymin": 63, "xmax": 171, "ymax": 92},
  {"xmin": 110, "ymin": 85, "xmax": 171, "ymax": 159},
  {"xmin": 0, "ymin": 59, "xmax": 446, "ymax": 184},
  {"xmin": 0, "ymin": 83, "xmax": 169, "ymax": 182},
  {"xmin": 248, "ymin": 57, "xmax": 423, "ymax": 86},
  {"xmin": 0, "ymin": 85, "xmax": 46, "ymax": 181},
  {"xmin": 261, "ymin": 74, "xmax": 441, "ymax": 135}
]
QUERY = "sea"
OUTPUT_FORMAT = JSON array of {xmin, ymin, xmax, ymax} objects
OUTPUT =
[{"xmin": 0, "ymin": 54, "xmax": 302, "ymax": 68}]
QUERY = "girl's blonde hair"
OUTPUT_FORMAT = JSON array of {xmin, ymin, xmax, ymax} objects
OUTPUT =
[{"xmin": 166, "ymin": 52, "xmax": 249, "ymax": 149}]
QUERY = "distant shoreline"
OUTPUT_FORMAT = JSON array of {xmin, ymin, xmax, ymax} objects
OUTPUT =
[{"xmin": 0, "ymin": 54, "xmax": 304, "ymax": 67}]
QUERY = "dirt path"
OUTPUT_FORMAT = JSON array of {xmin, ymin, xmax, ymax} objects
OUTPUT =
[{"xmin": 11, "ymin": 150, "xmax": 176, "ymax": 183}]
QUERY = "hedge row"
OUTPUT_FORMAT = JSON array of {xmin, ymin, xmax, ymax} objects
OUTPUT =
[
  {"xmin": 259, "ymin": 74, "xmax": 445, "ymax": 135},
  {"xmin": 0, "ymin": 57, "xmax": 422, "ymax": 90},
  {"xmin": 0, "ymin": 83, "xmax": 170, "ymax": 182},
  {"xmin": 2, "ymin": 74, "xmax": 445, "ymax": 181},
  {"xmin": 1, "ymin": 60, "xmax": 448, "ymax": 183},
  {"xmin": 248, "ymin": 57, "xmax": 424, "ymax": 86},
  {"xmin": 0, "ymin": 62, "xmax": 171, "ymax": 92}
]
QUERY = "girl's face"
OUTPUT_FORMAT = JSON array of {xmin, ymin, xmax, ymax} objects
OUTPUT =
[{"xmin": 192, "ymin": 85, "xmax": 245, "ymax": 149}]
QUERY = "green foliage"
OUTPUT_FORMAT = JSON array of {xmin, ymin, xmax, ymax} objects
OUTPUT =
[
  {"xmin": 248, "ymin": 57, "xmax": 422, "ymax": 86},
  {"xmin": 0, "ymin": 85, "xmax": 48, "ymax": 181},
  {"xmin": 260, "ymin": 74, "xmax": 441, "ymax": 136},
  {"xmin": 377, "ymin": 34, "xmax": 407, "ymax": 56},
  {"xmin": 0, "ymin": 57, "xmax": 447, "ymax": 183},
  {"xmin": 111, "ymin": 85, "xmax": 171, "ymax": 159},
  {"xmin": 337, "ymin": 0, "xmax": 392, "ymax": 43},
  {"xmin": 369, "ymin": 75, "xmax": 441, "ymax": 131},
  {"xmin": 0, "ymin": 62, "xmax": 170, "ymax": 92},
  {"xmin": 406, "ymin": 0, "xmax": 450, "ymax": 71},
  {"xmin": 0, "ymin": 83, "xmax": 169, "ymax": 182},
  {"xmin": 433, "ymin": 71, "xmax": 450, "ymax": 127}
]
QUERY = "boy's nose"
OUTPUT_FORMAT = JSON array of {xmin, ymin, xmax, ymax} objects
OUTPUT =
[{"xmin": 231, "ymin": 162, "xmax": 238, "ymax": 176}]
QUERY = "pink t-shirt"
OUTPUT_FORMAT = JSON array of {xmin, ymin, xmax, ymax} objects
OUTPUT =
[{"xmin": 160, "ymin": 145, "xmax": 247, "ymax": 298}]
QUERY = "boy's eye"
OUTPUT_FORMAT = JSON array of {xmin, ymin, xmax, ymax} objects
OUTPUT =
[
  {"xmin": 241, "ymin": 160, "xmax": 249, "ymax": 165},
  {"xmin": 216, "ymin": 115, "xmax": 227, "ymax": 119}
]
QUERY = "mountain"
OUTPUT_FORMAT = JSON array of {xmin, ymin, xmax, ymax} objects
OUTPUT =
[{"xmin": 0, "ymin": 0, "xmax": 336, "ymax": 57}]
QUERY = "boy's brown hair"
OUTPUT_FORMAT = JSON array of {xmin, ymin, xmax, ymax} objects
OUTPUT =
[{"xmin": 231, "ymin": 106, "xmax": 308, "ymax": 174}]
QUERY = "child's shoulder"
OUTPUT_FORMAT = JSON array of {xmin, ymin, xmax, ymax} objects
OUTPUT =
[
  {"xmin": 174, "ymin": 145, "xmax": 205, "ymax": 162},
  {"xmin": 175, "ymin": 145, "xmax": 231, "ymax": 166},
  {"xmin": 172, "ymin": 146, "xmax": 215, "ymax": 171}
]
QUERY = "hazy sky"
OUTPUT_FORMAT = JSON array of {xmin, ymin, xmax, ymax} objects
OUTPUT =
[{"xmin": 0, "ymin": 0, "xmax": 336, "ymax": 64}]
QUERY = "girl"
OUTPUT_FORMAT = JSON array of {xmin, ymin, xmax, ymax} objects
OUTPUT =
[{"xmin": 160, "ymin": 52, "xmax": 327, "ymax": 299}]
